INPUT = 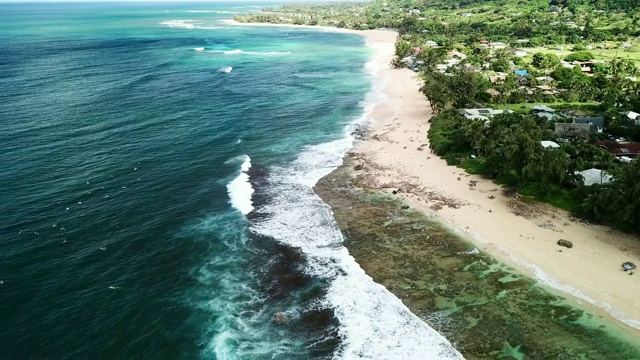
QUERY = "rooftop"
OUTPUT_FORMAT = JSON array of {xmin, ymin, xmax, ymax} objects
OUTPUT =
[
  {"xmin": 578, "ymin": 168, "xmax": 612, "ymax": 186},
  {"xmin": 531, "ymin": 105, "xmax": 556, "ymax": 113},
  {"xmin": 541, "ymin": 140, "xmax": 560, "ymax": 149}
]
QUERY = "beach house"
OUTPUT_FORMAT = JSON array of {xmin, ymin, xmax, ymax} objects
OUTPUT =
[
  {"xmin": 621, "ymin": 111, "xmax": 640, "ymax": 126},
  {"xmin": 511, "ymin": 49, "xmax": 528, "ymax": 57},
  {"xmin": 573, "ymin": 116, "xmax": 605, "ymax": 132},
  {"xmin": 577, "ymin": 168, "xmax": 612, "ymax": 186},
  {"xmin": 541, "ymin": 140, "xmax": 560, "ymax": 149},
  {"xmin": 595, "ymin": 141, "xmax": 640, "ymax": 159},
  {"xmin": 489, "ymin": 42, "xmax": 508, "ymax": 49},
  {"xmin": 458, "ymin": 108, "xmax": 513, "ymax": 120}
]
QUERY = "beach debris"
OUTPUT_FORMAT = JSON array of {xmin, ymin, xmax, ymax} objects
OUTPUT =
[
  {"xmin": 353, "ymin": 164, "xmax": 363, "ymax": 171},
  {"xmin": 622, "ymin": 262, "xmax": 636, "ymax": 271},
  {"xmin": 539, "ymin": 223, "xmax": 553, "ymax": 229},
  {"xmin": 372, "ymin": 134, "xmax": 381, "ymax": 141},
  {"xmin": 417, "ymin": 146, "xmax": 424, "ymax": 151},
  {"xmin": 557, "ymin": 239, "xmax": 573, "ymax": 248},
  {"xmin": 457, "ymin": 248, "xmax": 479, "ymax": 256},
  {"xmin": 272, "ymin": 312, "xmax": 289, "ymax": 324},
  {"xmin": 488, "ymin": 195, "xmax": 495, "ymax": 199},
  {"xmin": 401, "ymin": 205, "xmax": 410, "ymax": 210}
]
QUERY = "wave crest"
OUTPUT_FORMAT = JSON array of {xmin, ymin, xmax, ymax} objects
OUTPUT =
[
  {"xmin": 251, "ymin": 136, "xmax": 463, "ymax": 358},
  {"xmin": 226, "ymin": 155, "xmax": 254, "ymax": 215},
  {"xmin": 161, "ymin": 20, "xmax": 195, "ymax": 29},
  {"xmin": 219, "ymin": 49, "xmax": 292, "ymax": 56}
]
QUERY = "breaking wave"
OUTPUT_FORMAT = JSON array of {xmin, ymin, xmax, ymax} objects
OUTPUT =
[
  {"xmin": 226, "ymin": 155, "xmax": 254, "ymax": 215},
  {"xmin": 161, "ymin": 20, "xmax": 195, "ymax": 29},
  {"xmin": 218, "ymin": 49, "xmax": 292, "ymax": 56},
  {"xmin": 249, "ymin": 64, "xmax": 463, "ymax": 357}
]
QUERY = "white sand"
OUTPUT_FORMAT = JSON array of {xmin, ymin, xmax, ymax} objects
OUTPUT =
[
  {"xmin": 352, "ymin": 31, "xmax": 640, "ymax": 334},
  {"xmin": 227, "ymin": 20, "xmax": 640, "ymax": 334}
]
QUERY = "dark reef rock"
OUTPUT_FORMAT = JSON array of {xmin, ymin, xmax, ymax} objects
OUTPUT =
[{"xmin": 557, "ymin": 239, "xmax": 573, "ymax": 249}]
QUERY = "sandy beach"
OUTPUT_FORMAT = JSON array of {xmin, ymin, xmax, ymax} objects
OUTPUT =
[
  {"xmin": 346, "ymin": 31, "xmax": 640, "ymax": 331},
  {"xmin": 230, "ymin": 20, "xmax": 640, "ymax": 332}
]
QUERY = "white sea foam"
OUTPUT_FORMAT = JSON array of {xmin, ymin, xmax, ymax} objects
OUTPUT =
[
  {"xmin": 226, "ymin": 155, "xmax": 254, "ymax": 215},
  {"xmin": 162, "ymin": 20, "xmax": 222, "ymax": 30},
  {"xmin": 218, "ymin": 66, "xmax": 233, "ymax": 73},
  {"xmin": 193, "ymin": 47, "xmax": 205, "ymax": 52},
  {"xmin": 250, "ymin": 63, "xmax": 462, "ymax": 356},
  {"xmin": 161, "ymin": 19, "xmax": 196, "ymax": 29},
  {"xmin": 187, "ymin": 10, "xmax": 236, "ymax": 14},
  {"xmin": 218, "ymin": 49, "xmax": 291, "ymax": 56},
  {"xmin": 251, "ymin": 137, "xmax": 462, "ymax": 359}
]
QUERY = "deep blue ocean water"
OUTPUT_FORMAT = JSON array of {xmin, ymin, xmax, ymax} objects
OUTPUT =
[{"xmin": 0, "ymin": 3, "xmax": 461, "ymax": 359}]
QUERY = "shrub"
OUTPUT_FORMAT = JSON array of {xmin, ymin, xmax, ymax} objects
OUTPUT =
[{"xmin": 564, "ymin": 51, "xmax": 595, "ymax": 62}]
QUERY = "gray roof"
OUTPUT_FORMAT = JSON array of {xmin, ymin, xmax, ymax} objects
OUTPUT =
[
  {"xmin": 535, "ymin": 112, "xmax": 560, "ymax": 121},
  {"xmin": 573, "ymin": 116, "xmax": 605, "ymax": 131},
  {"xmin": 531, "ymin": 105, "xmax": 556, "ymax": 113}
]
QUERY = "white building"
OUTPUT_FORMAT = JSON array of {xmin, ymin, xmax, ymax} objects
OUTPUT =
[
  {"xmin": 621, "ymin": 111, "xmax": 640, "ymax": 125},
  {"xmin": 512, "ymin": 49, "xmax": 528, "ymax": 57},
  {"xmin": 577, "ymin": 168, "xmax": 612, "ymax": 186},
  {"xmin": 541, "ymin": 140, "xmax": 560, "ymax": 149},
  {"xmin": 458, "ymin": 108, "xmax": 514, "ymax": 119}
]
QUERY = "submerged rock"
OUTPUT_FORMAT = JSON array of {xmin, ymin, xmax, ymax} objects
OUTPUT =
[
  {"xmin": 557, "ymin": 239, "xmax": 573, "ymax": 248},
  {"xmin": 272, "ymin": 312, "xmax": 289, "ymax": 324}
]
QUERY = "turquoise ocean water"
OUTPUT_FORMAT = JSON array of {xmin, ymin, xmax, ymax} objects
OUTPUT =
[{"xmin": 0, "ymin": 3, "xmax": 462, "ymax": 359}]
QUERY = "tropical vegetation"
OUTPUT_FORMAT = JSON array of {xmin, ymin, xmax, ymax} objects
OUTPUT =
[{"xmin": 235, "ymin": 0, "xmax": 640, "ymax": 233}]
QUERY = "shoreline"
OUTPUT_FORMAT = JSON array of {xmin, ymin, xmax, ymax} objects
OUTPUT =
[
  {"xmin": 335, "ymin": 29, "xmax": 640, "ymax": 331},
  {"xmin": 228, "ymin": 17, "xmax": 640, "ymax": 336}
]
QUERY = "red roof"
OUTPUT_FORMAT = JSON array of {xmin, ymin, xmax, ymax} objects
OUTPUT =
[
  {"xmin": 412, "ymin": 47, "xmax": 423, "ymax": 54},
  {"xmin": 595, "ymin": 141, "xmax": 640, "ymax": 157}
]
